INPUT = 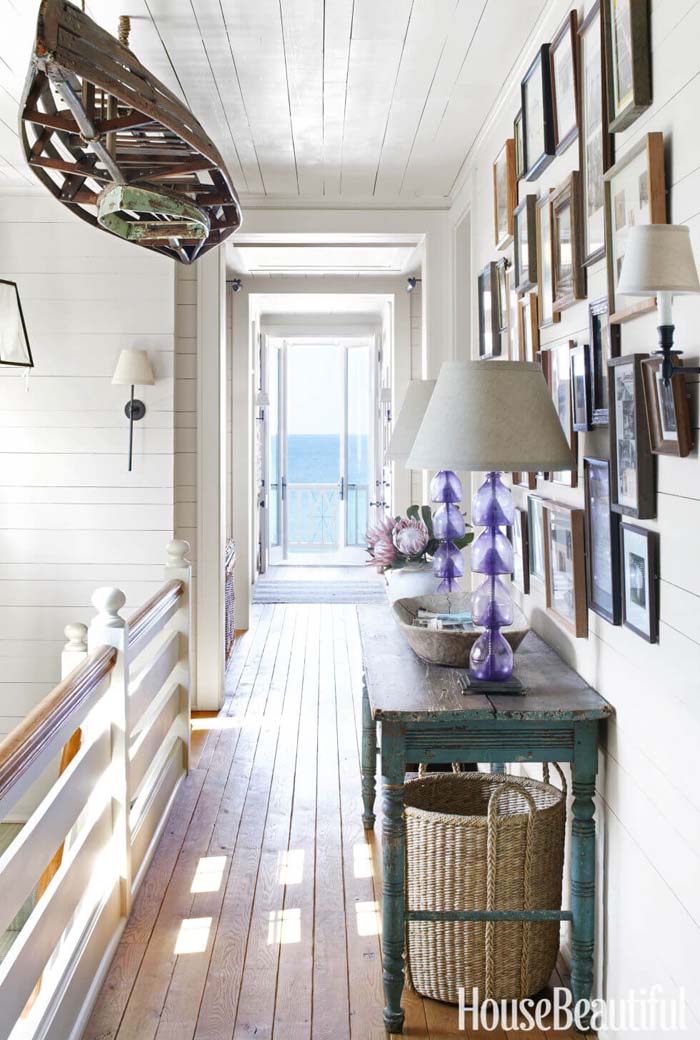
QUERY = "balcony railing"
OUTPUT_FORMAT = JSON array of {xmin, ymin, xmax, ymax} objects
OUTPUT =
[
  {"xmin": 0, "ymin": 540, "xmax": 192, "ymax": 1040},
  {"xmin": 285, "ymin": 482, "xmax": 369, "ymax": 550}
]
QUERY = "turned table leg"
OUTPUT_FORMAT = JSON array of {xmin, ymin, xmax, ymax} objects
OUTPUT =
[
  {"xmin": 361, "ymin": 671, "xmax": 377, "ymax": 829},
  {"xmin": 571, "ymin": 721, "xmax": 598, "ymax": 1026},
  {"xmin": 381, "ymin": 721, "xmax": 406, "ymax": 1034}
]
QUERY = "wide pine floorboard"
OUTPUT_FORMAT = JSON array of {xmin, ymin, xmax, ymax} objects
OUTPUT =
[{"xmin": 86, "ymin": 603, "xmax": 588, "ymax": 1040}]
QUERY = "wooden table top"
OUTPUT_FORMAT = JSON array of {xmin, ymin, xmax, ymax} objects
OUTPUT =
[{"xmin": 358, "ymin": 604, "xmax": 613, "ymax": 724}]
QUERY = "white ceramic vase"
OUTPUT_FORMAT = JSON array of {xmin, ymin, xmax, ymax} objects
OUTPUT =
[{"xmin": 384, "ymin": 562, "xmax": 442, "ymax": 604}]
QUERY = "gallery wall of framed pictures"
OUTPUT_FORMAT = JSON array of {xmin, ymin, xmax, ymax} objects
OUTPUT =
[{"xmin": 475, "ymin": 0, "xmax": 676, "ymax": 648}]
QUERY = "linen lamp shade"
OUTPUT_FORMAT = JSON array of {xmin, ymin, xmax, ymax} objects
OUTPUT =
[
  {"xmin": 385, "ymin": 379, "xmax": 436, "ymax": 463},
  {"xmin": 112, "ymin": 348, "xmax": 155, "ymax": 386},
  {"xmin": 407, "ymin": 361, "xmax": 573, "ymax": 474},
  {"xmin": 617, "ymin": 224, "xmax": 700, "ymax": 296}
]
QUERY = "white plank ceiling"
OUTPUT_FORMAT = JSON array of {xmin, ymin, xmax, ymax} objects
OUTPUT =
[{"xmin": 0, "ymin": 0, "xmax": 549, "ymax": 205}]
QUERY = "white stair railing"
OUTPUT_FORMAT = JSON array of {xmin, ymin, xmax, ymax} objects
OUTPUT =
[{"xmin": 0, "ymin": 539, "xmax": 192, "ymax": 1040}]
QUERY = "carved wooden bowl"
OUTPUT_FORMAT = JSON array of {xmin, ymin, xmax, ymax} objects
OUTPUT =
[{"xmin": 392, "ymin": 593, "xmax": 529, "ymax": 668}]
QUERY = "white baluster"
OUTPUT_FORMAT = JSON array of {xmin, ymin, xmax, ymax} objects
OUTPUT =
[
  {"xmin": 165, "ymin": 540, "xmax": 192, "ymax": 770},
  {"xmin": 61, "ymin": 622, "xmax": 87, "ymax": 679},
  {"xmin": 88, "ymin": 586, "xmax": 132, "ymax": 916}
]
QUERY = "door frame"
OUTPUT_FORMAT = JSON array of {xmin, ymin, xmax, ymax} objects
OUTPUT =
[{"xmin": 260, "ymin": 320, "xmax": 381, "ymax": 563}]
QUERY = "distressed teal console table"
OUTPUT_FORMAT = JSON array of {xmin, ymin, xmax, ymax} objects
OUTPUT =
[{"xmin": 358, "ymin": 605, "xmax": 613, "ymax": 1034}]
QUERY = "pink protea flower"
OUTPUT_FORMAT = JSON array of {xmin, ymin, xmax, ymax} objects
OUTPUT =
[
  {"xmin": 370, "ymin": 536, "xmax": 396, "ymax": 569},
  {"xmin": 365, "ymin": 515, "xmax": 395, "ymax": 548},
  {"xmin": 392, "ymin": 517, "xmax": 429, "ymax": 559}
]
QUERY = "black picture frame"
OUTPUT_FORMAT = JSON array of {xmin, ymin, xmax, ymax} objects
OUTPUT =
[
  {"xmin": 608, "ymin": 353, "xmax": 656, "ymax": 519},
  {"xmin": 514, "ymin": 195, "xmax": 538, "ymax": 294},
  {"xmin": 570, "ymin": 343, "xmax": 592, "ymax": 432},
  {"xmin": 0, "ymin": 280, "xmax": 34, "ymax": 368},
  {"xmin": 478, "ymin": 261, "xmax": 501, "ymax": 360},
  {"xmin": 621, "ymin": 522, "xmax": 658, "ymax": 642},
  {"xmin": 522, "ymin": 45, "xmax": 556, "ymax": 181},
  {"xmin": 579, "ymin": 1, "xmax": 613, "ymax": 267},
  {"xmin": 511, "ymin": 506, "xmax": 530, "ymax": 594},
  {"xmin": 584, "ymin": 458, "xmax": 622, "ymax": 625},
  {"xmin": 589, "ymin": 296, "xmax": 620, "ymax": 425}
]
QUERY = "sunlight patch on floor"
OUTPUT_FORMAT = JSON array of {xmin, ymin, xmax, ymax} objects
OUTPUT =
[
  {"xmin": 191, "ymin": 856, "xmax": 227, "ymax": 894},
  {"xmin": 355, "ymin": 901, "xmax": 381, "ymax": 936},
  {"xmin": 267, "ymin": 908, "xmax": 301, "ymax": 945},
  {"xmin": 174, "ymin": 917, "xmax": 212, "ymax": 955},
  {"xmin": 353, "ymin": 842, "xmax": 373, "ymax": 878},
  {"xmin": 190, "ymin": 712, "xmax": 282, "ymax": 732},
  {"xmin": 277, "ymin": 849, "xmax": 304, "ymax": 885}
]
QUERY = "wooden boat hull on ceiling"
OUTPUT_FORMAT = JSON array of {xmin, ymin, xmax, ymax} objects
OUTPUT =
[{"xmin": 19, "ymin": 0, "xmax": 242, "ymax": 264}]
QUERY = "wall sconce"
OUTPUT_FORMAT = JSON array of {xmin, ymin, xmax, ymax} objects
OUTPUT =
[
  {"xmin": 617, "ymin": 224, "xmax": 700, "ymax": 383},
  {"xmin": 406, "ymin": 276, "xmax": 421, "ymax": 293},
  {"xmin": 112, "ymin": 348, "xmax": 155, "ymax": 471},
  {"xmin": 0, "ymin": 280, "xmax": 33, "ymax": 368}
]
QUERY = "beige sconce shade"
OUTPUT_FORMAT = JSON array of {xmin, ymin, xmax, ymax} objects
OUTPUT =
[
  {"xmin": 407, "ymin": 361, "xmax": 573, "ymax": 473},
  {"xmin": 112, "ymin": 348, "xmax": 155, "ymax": 386},
  {"xmin": 385, "ymin": 379, "xmax": 436, "ymax": 463},
  {"xmin": 617, "ymin": 224, "xmax": 700, "ymax": 296}
]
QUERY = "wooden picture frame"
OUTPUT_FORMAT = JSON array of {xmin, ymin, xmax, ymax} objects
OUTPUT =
[
  {"xmin": 527, "ymin": 494, "xmax": 547, "ymax": 584},
  {"xmin": 589, "ymin": 296, "xmax": 620, "ymax": 425},
  {"xmin": 550, "ymin": 10, "xmax": 579, "ymax": 155},
  {"xmin": 584, "ymin": 458, "xmax": 622, "ymax": 625},
  {"xmin": 570, "ymin": 342, "xmax": 592, "ymax": 432},
  {"xmin": 546, "ymin": 339, "xmax": 578, "ymax": 487},
  {"xmin": 507, "ymin": 257, "xmax": 521, "ymax": 361},
  {"xmin": 608, "ymin": 353, "xmax": 656, "ymax": 518},
  {"xmin": 552, "ymin": 171, "xmax": 585, "ymax": 313},
  {"xmin": 513, "ymin": 472, "xmax": 537, "ymax": 491},
  {"xmin": 514, "ymin": 195, "xmax": 538, "ymax": 293},
  {"xmin": 518, "ymin": 292, "xmax": 539, "ymax": 362},
  {"xmin": 579, "ymin": 1, "xmax": 613, "ymax": 267},
  {"xmin": 536, "ymin": 190, "xmax": 561, "ymax": 330},
  {"xmin": 604, "ymin": 132, "xmax": 666, "ymax": 324},
  {"xmin": 641, "ymin": 356, "xmax": 693, "ymax": 457},
  {"xmin": 543, "ymin": 501, "xmax": 588, "ymax": 637},
  {"xmin": 514, "ymin": 109, "xmax": 525, "ymax": 180},
  {"xmin": 522, "ymin": 45, "xmax": 556, "ymax": 181},
  {"xmin": 621, "ymin": 522, "xmax": 658, "ymax": 642},
  {"xmin": 602, "ymin": 0, "xmax": 652, "ymax": 133},
  {"xmin": 478, "ymin": 261, "xmax": 501, "ymax": 360},
  {"xmin": 511, "ymin": 506, "xmax": 530, "ymax": 594},
  {"xmin": 493, "ymin": 140, "xmax": 517, "ymax": 250},
  {"xmin": 0, "ymin": 280, "xmax": 34, "ymax": 368}
]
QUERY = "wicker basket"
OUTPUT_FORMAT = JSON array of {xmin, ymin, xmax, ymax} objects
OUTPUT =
[{"xmin": 404, "ymin": 768, "xmax": 566, "ymax": 1004}]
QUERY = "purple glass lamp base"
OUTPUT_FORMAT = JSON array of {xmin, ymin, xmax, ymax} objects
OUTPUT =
[
  {"xmin": 469, "ymin": 471, "xmax": 516, "ymax": 684},
  {"xmin": 430, "ymin": 470, "xmax": 464, "ymax": 592}
]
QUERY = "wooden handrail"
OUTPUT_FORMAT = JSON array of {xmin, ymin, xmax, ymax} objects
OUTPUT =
[
  {"xmin": 0, "ymin": 647, "xmax": 117, "ymax": 806},
  {"xmin": 127, "ymin": 579, "xmax": 184, "ymax": 650}
]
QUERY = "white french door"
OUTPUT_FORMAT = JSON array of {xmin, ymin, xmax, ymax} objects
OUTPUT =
[{"xmin": 263, "ymin": 338, "xmax": 374, "ymax": 564}]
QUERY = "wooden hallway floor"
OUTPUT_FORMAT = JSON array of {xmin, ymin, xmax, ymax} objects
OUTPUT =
[{"xmin": 86, "ymin": 604, "xmax": 589, "ymax": 1040}]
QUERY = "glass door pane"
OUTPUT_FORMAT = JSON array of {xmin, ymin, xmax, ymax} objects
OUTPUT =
[
  {"xmin": 269, "ymin": 345, "xmax": 281, "ymax": 552},
  {"xmin": 286, "ymin": 344, "xmax": 343, "ymax": 552},
  {"xmin": 346, "ymin": 345, "xmax": 371, "ymax": 546}
]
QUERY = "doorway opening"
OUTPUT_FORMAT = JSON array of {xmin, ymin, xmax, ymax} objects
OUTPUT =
[{"xmin": 264, "ymin": 335, "xmax": 374, "ymax": 566}]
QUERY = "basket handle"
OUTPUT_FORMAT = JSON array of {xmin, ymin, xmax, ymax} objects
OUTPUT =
[
  {"xmin": 485, "ymin": 781, "xmax": 536, "ymax": 1000},
  {"xmin": 417, "ymin": 762, "xmax": 462, "ymax": 777},
  {"xmin": 542, "ymin": 762, "xmax": 568, "ymax": 798}
]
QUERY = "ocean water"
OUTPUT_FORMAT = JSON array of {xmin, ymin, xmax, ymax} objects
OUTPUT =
[{"xmin": 270, "ymin": 434, "xmax": 369, "ymax": 547}]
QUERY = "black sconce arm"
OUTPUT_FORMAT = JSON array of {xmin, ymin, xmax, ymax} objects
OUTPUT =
[{"xmin": 656, "ymin": 324, "xmax": 700, "ymax": 384}]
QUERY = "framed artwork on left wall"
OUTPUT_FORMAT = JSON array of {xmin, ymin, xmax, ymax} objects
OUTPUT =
[{"xmin": 478, "ymin": 261, "xmax": 501, "ymax": 360}]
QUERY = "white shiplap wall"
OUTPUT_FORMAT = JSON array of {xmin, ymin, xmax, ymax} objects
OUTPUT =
[
  {"xmin": 0, "ymin": 193, "xmax": 176, "ymax": 746},
  {"xmin": 450, "ymin": 0, "xmax": 700, "ymax": 1032}
]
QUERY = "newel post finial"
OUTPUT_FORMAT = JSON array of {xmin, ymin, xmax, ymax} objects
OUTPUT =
[
  {"xmin": 64, "ymin": 622, "xmax": 88, "ymax": 653},
  {"xmin": 166, "ymin": 539, "xmax": 191, "ymax": 568},
  {"xmin": 91, "ymin": 587, "xmax": 127, "ymax": 630}
]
